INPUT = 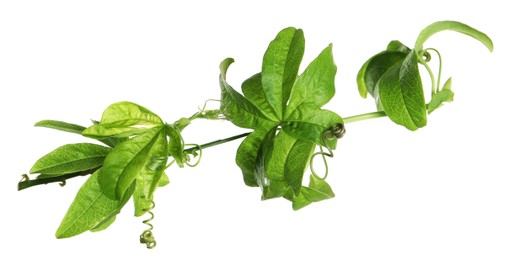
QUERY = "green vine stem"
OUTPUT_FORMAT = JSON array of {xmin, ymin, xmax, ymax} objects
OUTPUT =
[{"xmin": 18, "ymin": 111, "xmax": 390, "ymax": 191}]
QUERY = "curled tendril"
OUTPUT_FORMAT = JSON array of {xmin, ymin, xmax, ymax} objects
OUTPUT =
[
  {"xmin": 423, "ymin": 51, "xmax": 432, "ymax": 62},
  {"xmin": 198, "ymin": 99, "xmax": 221, "ymax": 112},
  {"xmin": 184, "ymin": 144, "xmax": 203, "ymax": 167},
  {"xmin": 310, "ymin": 123, "xmax": 346, "ymax": 180},
  {"xmin": 139, "ymin": 201, "xmax": 157, "ymax": 249},
  {"xmin": 59, "ymin": 180, "xmax": 66, "ymax": 187}
]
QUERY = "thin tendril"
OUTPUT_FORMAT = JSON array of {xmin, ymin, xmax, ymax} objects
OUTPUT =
[
  {"xmin": 425, "ymin": 48, "xmax": 443, "ymax": 91},
  {"xmin": 418, "ymin": 56, "xmax": 437, "ymax": 96},
  {"xmin": 139, "ymin": 201, "xmax": 157, "ymax": 249},
  {"xmin": 309, "ymin": 123, "xmax": 345, "ymax": 180},
  {"xmin": 184, "ymin": 144, "xmax": 203, "ymax": 167},
  {"xmin": 165, "ymin": 159, "xmax": 176, "ymax": 170},
  {"xmin": 198, "ymin": 99, "xmax": 221, "ymax": 113}
]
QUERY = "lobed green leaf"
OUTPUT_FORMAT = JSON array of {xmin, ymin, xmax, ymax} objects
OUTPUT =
[
  {"xmin": 56, "ymin": 169, "xmax": 134, "ymax": 238},
  {"xmin": 30, "ymin": 143, "xmax": 111, "ymax": 175},
  {"xmin": 235, "ymin": 126, "xmax": 277, "ymax": 187},
  {"xmin": 284, "ymin": 44, "xmax": 336, "ymax": 117},
  {"xmin": 262, "ymin": 27, "xmax": 305, "ymax": 119},
  {"xmin": 241, "ymin": 73, "xmax": 279, "ymax": 121},
  {"xmin": 219, "ymin": 58, "xmax": 276, "ymax": 129}
]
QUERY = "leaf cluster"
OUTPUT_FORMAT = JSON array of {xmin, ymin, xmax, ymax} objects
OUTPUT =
[
  {"xmin": 357, "ymin": 21, "xmax": 493, "ymax": 130},
  {"xmin": 219, "ymin": 27, "xmax": 341, "ymax": 209}
]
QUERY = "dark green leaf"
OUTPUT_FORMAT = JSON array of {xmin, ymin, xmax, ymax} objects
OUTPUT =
[
  {"xmin": 262, "ymin": 27, "xmax": 305, "ymax": 119},
  {"xmin": 83, "ymin": 101, "xmax": 163, "ymax": 138},
  {"xmin": 357, "ymin": 51, "xmax": 408, "ymax": 100},
  {"xmin": 235, "ymin": 126, "xmax": 278, "ymax": 187},
  {"xmin": 377, "ymin": 52, "xmax": 427, "ymax": 130},
  {"xmin": 100, "ymin": 126, "xmax": 165, "ymax": 200},
  {"xmin": 35, "ymin": 120, "xmax": 86, "ymax": 134},
  {"xmin": 219, "ymin": 58, "xmax": 276, "ymax": 129},
  {"xmin": 241, "ymin": 73, "xmax": 279, "ymax": 121},
  {"xmin": 292, "ymin": 174, "xmax": 335, "ymax": 210},
  {"xmin": 285, "ymin": 44, "xmax": 336, "ymax": 116},
  {"xmin": 265, "ymin": 130, "xmax": 315, "ymax": 195},
  {"xmin": 30, "ymin": 143, "xmax": 111, "ymax": 175},
  {"xmin": 415, "ymin": 20, "xmax": 494, "ymax": 53},
  {"xmin": 55, "ymin": 169, "xmax": 134, "ymax": 238}
]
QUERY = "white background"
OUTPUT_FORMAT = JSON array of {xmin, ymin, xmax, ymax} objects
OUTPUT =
[{"xmin": 1, "ymin": 0, "xmax": 507, "ymax": 259}]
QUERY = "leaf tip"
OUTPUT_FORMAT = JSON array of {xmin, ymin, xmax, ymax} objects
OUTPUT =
[{"xmin": 220, "ymin": 58, "xmax": 235, "ymax": 79}]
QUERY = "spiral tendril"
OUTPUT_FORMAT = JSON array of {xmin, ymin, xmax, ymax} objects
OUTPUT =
[
  {"xmin": 184, "ymin": 144, "xmax": 203, "ymax": 167},
  {"xmin": 310, "ymin": 123, "xmax": 345, "ymax": 180},
  {"xmin": 139, "ymin": 201, "xmax": 157, "ymax": 249}
]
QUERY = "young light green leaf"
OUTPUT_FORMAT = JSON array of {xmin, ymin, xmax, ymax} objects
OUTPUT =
[
  {"xmin": 235, "ymin": 126, "xmax": 278, "ymax": 187},
  {"xmin": 377, "ymin": 51, "xmax": 427, "ymax": 130},
  {"xmin": 292, "ymin": 174, "xmax": 335, "ymax": 210},
  {"xmin": 428, "ymin": 78, "xmax": 454, "ymax": 114},
  {"xmin": 35, "ymin": 120, "xmax": 86, "ymax": 134},
  {"xmin": 30, "ymin": 143, "xmax": 111, "ymax": 175},
  {"xmin": 284, "ymin": 44, "xmax": 336, "ymax": 117},
  {"xmin": 357, "ymin": 51, "xmax": 408, "ymax": 100},
  {"xmin": 262, "ymin": 27, "xmax": 305, "ymax": 119},
  {"xmin": 219, "ymin": 58, "xmax": 277, "ymax": 129},
  {"xmin": 83, "ymin": 101, "xmax": 163, "ymax": 138},
  {"xmin": 166, "ymin": 124, "xmax": 186, "ymax": 168},
  {"xmin": 100, "ymin": 126, "xmax": 166, "ymax": 200},
  {"xmin": 415, "ymin": 20, "xmax": 494, "ymax": 53},
  {"xmin": 56, "ymin": 169, "xmax": 134, "ymax": 238},
  {"xmin": 241, "ymin": 73, "xmax": 279, "ymax": 121}
]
